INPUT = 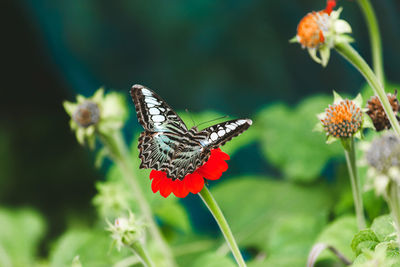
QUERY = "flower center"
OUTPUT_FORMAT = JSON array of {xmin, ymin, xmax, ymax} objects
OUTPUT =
[
  {"xmin": 73, "ymin": 101, "xmax": 100, "ymax": 128},
  {"xmin": 322, "ymin": 100, "xmax": 362, "ymax": 138},
  {"xmin": 297, "ymin": 11, "xmax": 330, "ymax": 48}
]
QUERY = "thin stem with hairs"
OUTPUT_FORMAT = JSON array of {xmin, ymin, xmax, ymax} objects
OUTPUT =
[{"xmin": 344, "ymin": 137, "xmax": 366, "ymax": 229}]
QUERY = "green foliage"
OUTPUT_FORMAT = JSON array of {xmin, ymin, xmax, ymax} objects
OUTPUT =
[
  {"xmin": 314, "ymin": 216, "xmax": 358, "ymax": 262},
  {"xmin": 351, "ymin": 229, "xmax": 379, "ymax": 256},
  {"xmin": 212, "ymin": 176, "xmax": 333, "ymax": 266},
  {"xmin": 371, "ymin": 215, "xmax": 397, "ymax": 242},
  {"xmin": 49, "ymin": 228, "xmax": 129, "ymax": 267},
  {"xmin": 352, "ymin": 242, "xmax": 400, "ymax": 267},
  {"xmin": 256, "ymin": 95, "xmax": 343, "ymax": 182},
  {"xmin": 191, "ymin": 252, "xmax": 235, "ymax": 267},
  {"xmin": 349, "ymin": 215, "xmax": 400, "ymax": 266},
  {"xmin": 0, "ymin": 208, "xmax": 46, "ymax": 267}
]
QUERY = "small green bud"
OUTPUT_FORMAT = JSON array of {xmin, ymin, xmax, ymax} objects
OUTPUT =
[
  {"xmin": 63, "ymin": 88, "xmax": 128, "ymax": 149},
  {"xmin": 107, "ymin": 212, "xmax": 145, "ymax": 251}
]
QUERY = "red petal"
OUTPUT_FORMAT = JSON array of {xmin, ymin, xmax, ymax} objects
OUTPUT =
[
  {"xmin": 325, "ymin": 0, "xmax": 336, "ymax": 15},
  {"xmin": 184, "ymin": 172, "xmax": 204, "ymax": 194},
  {"xmin": 212, "ymin": 148, "xmax": 230, "ymax": 160},
  {"xmin": 150, "ymin": 170, "xmax": 166, "ymax": 180},
  {"xmin": 151, "ymin": 176, "xmax": 163, "ymax": 193},
  {"xmin": 172, "ymin": 179, "xmax": 189, "ymax": 198},
  {"xmin": 197, "ymin": 149, "xmax": 229, "ymax": 180},
  {"xmin": 150, "ymin": 170, "xmax": 166, "ymax": 193},
  {"xmin": 159, "ymin": 176, "xmax": 174, "ymax": 198}
]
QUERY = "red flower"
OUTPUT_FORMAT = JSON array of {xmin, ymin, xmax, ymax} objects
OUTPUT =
[{"xmin": 149, "ymin": 148, "xmax": 230, "ymax": 198}]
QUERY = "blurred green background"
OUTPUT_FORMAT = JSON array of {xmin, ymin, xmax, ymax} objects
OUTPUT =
[{"xmin": 1, "ymin": 0, "xmax": 400, "ymax": 265}]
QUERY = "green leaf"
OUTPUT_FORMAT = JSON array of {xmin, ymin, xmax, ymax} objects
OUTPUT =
[
  {"xmin": 191, "ymin": 252, "xmax": 236, "ymax": 267},
  {"xmin": 154, "ymin": 201, "xmax": 191, "ymax": 233},
  {"xmin": 351, "ymin": 229, "xmax": 379, "ymax": 256},
  {"xmin": 0, "ymin": 208, "xmax": 46, "ymax": 267},
  {"xmin": 353, "ymin": 242, "xmax": 400, "ymax": 267},
  {"xmin": 49, "ymin": 228, "xmax": 128, "ymax": 267},
  {"xmin": 212, "ymin": 177, "xmax": 333, "ymax": 254},
  {"xmin": 371, "ymin": 215, "xmax": 397, "ymax": 242},
  {"xmin": 314, "ymin": 216, "xmax": 358, "ymax": 262},
  {"xmin": 257, "ymin": 96, "xmax": 343, "ymax": 182}
]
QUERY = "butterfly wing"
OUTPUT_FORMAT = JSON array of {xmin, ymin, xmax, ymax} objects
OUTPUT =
[
  {"xmin": 195, "ymin": 119, "xmax": 252, "ymax": 149},
  {"xmin": 138, "ymin": 131, "xmax": 175, "ymax": 172},
  {"xmin": 138, "ymin": 131, "xmax": 210, "ymax": 180},
  {"xmin": 131, "ymin": 84, "xmax": 188, "ymax": 134}
]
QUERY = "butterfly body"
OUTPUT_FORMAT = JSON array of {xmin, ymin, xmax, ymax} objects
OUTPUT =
[{"xmin": 131, "ymin": 84, "xmax": 252, "ymax": 181}]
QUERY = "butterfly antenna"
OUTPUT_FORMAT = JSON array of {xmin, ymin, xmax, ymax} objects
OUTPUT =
[
  {"xmin": 197, "ymin": 115, "xmax": 229, "ymax": 128},
  {"xmin": 185, "ymin": 108, "xmax": 197, "ymax": 128}
]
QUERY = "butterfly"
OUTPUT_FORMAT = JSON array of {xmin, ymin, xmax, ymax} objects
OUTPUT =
[{"xmin": 131, "ymin": 84, "xmax": 252, "ymax": 181}]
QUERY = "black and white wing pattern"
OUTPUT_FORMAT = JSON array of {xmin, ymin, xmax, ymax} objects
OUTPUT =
[
  {"xmin": 131, "ymin": 84, "xmax": 252, "ymax": 181},
  {"xmin": 194, "ymin": 119, "xmax": 252, "ymax": 149},
  {"xmin": 131, "ymin": 84, "xmax": 188, "ymax": 134}
]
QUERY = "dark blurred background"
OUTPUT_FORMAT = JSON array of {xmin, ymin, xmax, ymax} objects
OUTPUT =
[{"xmin": 1, "ymin": 0, "xmax": 399, "ymax": 255}]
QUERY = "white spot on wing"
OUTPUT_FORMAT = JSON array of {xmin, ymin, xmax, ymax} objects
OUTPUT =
[
  {"xmin": 145, "ymin": 98, "xmax": 160, "ymax": 105},
  {"xmin": 237, "ymin": 119, "xmax": 246, "ymax": 125},
  {"xmin": 226, "ymin": 124, "xmax": 236, "ymax": 130},
  {"xmin": 218, "ymin": 130, "xmax": 225, "ymax": 137},
  {"xmin": 149, "ymin": 108, "xmax": 160, "ymax": 115},
  {"xmin": 141, "ymin": 88, "xmax": 152, "ymax": 96},
  {"xmin": 210, "ymin": 132, "xmax": 218, "ymax": 141},
  {"xmin": 152, "ymin": 115, "xmax": 165, "ymax": 122}
]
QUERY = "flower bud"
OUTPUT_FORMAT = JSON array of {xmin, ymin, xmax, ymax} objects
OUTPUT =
[
  {"xmin": 366, "ymin": 133, "xmax": 400, "ymax": 174},
  {"xmin": 107, "ymin": 212, "xmax": 145, "ymax": 251},
  {"xmin": 291, "ymin": 2, "xmax": 352, "ymax": 67},
  {"xmin": 73, "ymin": 101, "xmax": 100, "ymax": 128}
]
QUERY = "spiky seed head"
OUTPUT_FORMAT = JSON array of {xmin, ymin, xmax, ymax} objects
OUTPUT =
[{"xmin": 321, "ymin": 99, "xmax": 362, "ymax": 138}]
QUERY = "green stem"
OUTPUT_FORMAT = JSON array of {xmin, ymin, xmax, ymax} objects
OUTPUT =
[
  {"xmin": 344, "ymin": 137, "xmax": 366, "ymax": 229},
  {"xmin": 387, "ymin": 181, "xmax": 400, "ymax": 247},
  {"xmin": 335, "ymin": 42, "xmax": 400, "ymax": 137},
  {"xmin": 98, "ymin": 131, "xmax": 176, "ymax": 267},
  {"xmin": 357, "ymin": 0, "xmax": 384, "ymax": 85},
  {"xmin": 130, "ymin": 241, "xmax": 155, "ymax": 267},
  {"xmin": 198, "ymin": 186, "xmax": 246, "ymax": 267}
]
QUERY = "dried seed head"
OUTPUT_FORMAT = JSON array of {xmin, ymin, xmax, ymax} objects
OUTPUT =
[
  {"xmin": 296, "ymin": 11, "xmax": 330, "ymax": 48},
  {"xmin": 366, "ymin": 133, "xmax": 400, "ymax": 173},
  {"xmin": 321, "ymin": 99, "xmax": 362, "ymax": 138},
  {"xmin": 366, "ymin": 92, "xmax": 400, "ymax": 131},
  {"xmin": 73, "ymin": 101, "xmax": 100, "ymax": 128}
]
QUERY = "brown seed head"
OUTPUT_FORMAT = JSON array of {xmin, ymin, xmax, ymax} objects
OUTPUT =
[{"xmin": 366, "ymin": 92, "xmax": 400, "ymax": 131}]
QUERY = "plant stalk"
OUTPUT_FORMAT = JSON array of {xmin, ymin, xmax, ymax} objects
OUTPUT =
[
  {"xmin": 335, "ymin": 42, "xmax": 400, "ymax": 137},
  {"xmin": 357, "ymin": 0, "xmax": 384, "ymax": 85},
  {"xmin": 130, "ymin": 241, "xmax": 155, "ymax": 267},
  {"xmin": 98, "ymin": 131, "xmax": 176, "ymax": 267},
  {"xmin": 198, "ymin": 186, "xmax": 246, "ymax": 267},
  {"xmin": 387, "ymin": 181, "xmax": 400, "ymax": 247},
  {"xmin": 344, "ymin": 137, "xmax": 366, "ymax": 229}
]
